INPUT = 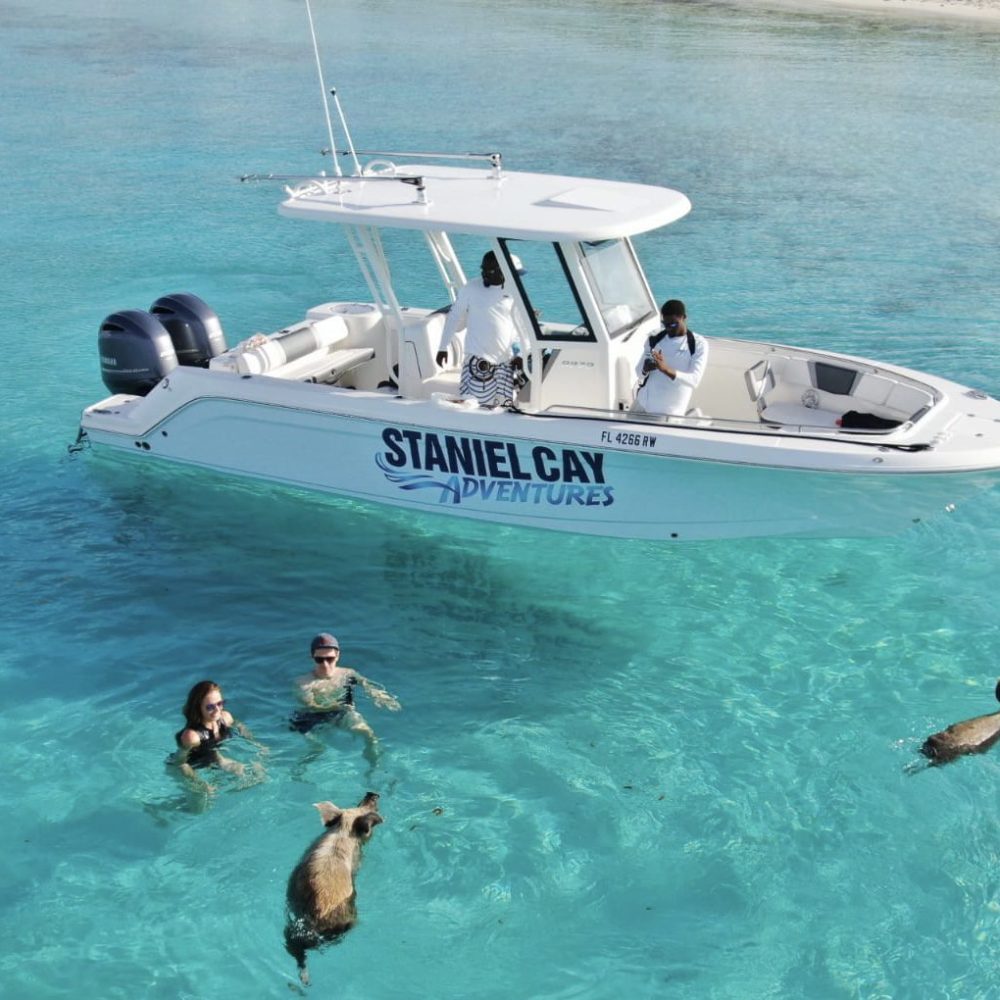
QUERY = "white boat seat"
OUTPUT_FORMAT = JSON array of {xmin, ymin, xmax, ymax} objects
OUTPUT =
[
  {"xmin": 399, "ymin": 312, "xmax": 449, "ymax": 397},
  {"xmin": 221, "ymin": 315, "xmax": 351, "ymax": 380},
  {"xmin": 308, "ymin": 347, "xmax": 377, "ymax": 384},
  {"xmin": 761, "ymin": 402, "xmax": 841, "ymax": 428}
]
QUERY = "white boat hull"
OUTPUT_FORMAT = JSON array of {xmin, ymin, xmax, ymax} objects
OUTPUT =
[{"xmin": 81, "ymin": 367, "xmax": 1000, "ymax": 540}]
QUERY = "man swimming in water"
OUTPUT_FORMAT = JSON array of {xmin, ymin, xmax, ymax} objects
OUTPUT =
[{"xmin": 291, "ymin": 632, "xmax": 401, "ymax": 766}]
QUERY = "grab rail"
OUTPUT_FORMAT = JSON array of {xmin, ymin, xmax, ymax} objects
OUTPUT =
[{"xmin": 528, "ymin": 403, "xmax": 925, "ymax": 448}]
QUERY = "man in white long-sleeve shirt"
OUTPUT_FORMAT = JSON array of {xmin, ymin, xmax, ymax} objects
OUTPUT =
[
  {"xmin": 435, "ymin": 251, "xmax": 525, "ymax": 408},
  {"xmin": 632, "ymin": 299, "xmax": 708, "ymax": 417}
]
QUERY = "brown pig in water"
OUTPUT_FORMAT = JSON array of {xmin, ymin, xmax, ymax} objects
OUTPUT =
[
  {"xmin": 920, "ymin": 680, "xmax": 1000, "ymax": 765},
  {"xmin": 284, "ymin": 791, "xmax": 383, "ymax": 985}
]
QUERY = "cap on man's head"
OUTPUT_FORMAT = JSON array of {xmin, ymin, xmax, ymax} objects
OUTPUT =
[
  {"xmin": 482, "ymin": 250, "xmax": 525, "ymax": 274},
  {"xmin": 310, "ymin": 632, "xmax": 340, "ymax": 653},
  {"xmin": 661, "ymin": 299, "xmax": 686, "ymax": 318}
]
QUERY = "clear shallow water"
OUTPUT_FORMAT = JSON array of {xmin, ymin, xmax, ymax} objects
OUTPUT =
[{"xmin": 3, "ymin": 0, "xmax": 1000, "ymax": 996}]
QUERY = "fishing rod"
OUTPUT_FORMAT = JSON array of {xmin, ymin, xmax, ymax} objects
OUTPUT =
[
  {"xmin": 329, "ymin": 88, "xmax": 361, "ymax": 176},
  {"xmin": 304, "ymin": 0, "xmax": 341, "ymax": 178},
  {"xmin": 304, "ymin": 3, "xmax": 494, "ymax": 182},
  {"xmin": 327, "ymin": 148, "xmax": 504, "ymax": 177}
]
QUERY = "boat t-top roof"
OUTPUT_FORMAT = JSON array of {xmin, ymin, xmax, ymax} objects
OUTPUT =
[{"xmin": 277, "ymin": 163, "xmax": 692, "ymax": 242}]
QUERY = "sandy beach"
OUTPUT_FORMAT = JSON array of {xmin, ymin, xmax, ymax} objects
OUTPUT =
[{"xmin": 749, "ymin": 0, "xmax": 1000, "ymax": 24}]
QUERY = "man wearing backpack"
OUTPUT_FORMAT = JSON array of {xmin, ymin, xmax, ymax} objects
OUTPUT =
[{"xmin": 632, "ymin": 299, "xmax": 709, "ymax": 417}]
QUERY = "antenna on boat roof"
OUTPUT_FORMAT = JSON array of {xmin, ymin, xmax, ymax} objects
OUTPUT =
[{"xmin": 304, "ymin": 0, "xmax": 342, "ymax": 178}]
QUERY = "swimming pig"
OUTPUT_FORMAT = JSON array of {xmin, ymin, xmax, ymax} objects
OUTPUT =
[
  {"xmin": 920, "ymin": 680, "xmax": 1000, "ymax": 764},
  {"xmin": 284, "ymin": 791, "xmax": 383, "ymax": 985}
]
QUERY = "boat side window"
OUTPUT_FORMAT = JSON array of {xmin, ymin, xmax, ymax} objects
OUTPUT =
[
  {"xmin": 499, "ymin": 239, "xmax": 594, "ymax": 343},
  {"xmin": 578, "ymin": 238, "xmax": 655, "ymax": 338}
]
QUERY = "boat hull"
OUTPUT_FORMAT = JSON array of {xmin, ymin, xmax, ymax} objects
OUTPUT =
[{"xmin": 80, "ymin": 373, "xmax": 999, "ymax": 541}]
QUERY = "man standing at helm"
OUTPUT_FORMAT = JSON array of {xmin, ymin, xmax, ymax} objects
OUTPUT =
[{"xmin": 435, "ymin": 250, "xmax": 526, "ymax": 409}]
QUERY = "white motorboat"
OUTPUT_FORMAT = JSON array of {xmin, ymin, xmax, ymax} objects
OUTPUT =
[{"xmin": 79, "ymin": 149, "xmax": 1000, "ymax": 540}]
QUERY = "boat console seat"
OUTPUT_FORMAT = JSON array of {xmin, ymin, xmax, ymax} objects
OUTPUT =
[{"xmin": 398, "ymin": 311, "xmax": 460, "ymax": 397}]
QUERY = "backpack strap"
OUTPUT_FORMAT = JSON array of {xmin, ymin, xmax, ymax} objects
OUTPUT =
[{"xmin": 651, "ymin": 328, "xmax": 697, "ymax": 356}]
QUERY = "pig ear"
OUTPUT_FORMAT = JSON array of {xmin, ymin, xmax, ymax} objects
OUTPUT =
[
  {"xmin": 314, "ymin": 802, "xmax": 342, "ymax": 826},
  {"xmin": 352, "ymin": 813, "xmax": 383, "ymax": 837}
]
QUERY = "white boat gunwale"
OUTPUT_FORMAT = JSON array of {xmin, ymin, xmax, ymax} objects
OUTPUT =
[{"xmin": 82, "ymin": 357, "xmax": 997, "ymax": 477}]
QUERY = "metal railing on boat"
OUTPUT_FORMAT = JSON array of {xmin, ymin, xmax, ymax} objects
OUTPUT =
[{"xmin": 528, "ymin": 403, "xmax": 914, "ymax": 445}]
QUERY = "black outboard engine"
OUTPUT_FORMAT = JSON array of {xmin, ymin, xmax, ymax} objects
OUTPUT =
[
  {"xmin": 98, "ymin": 309, "xmax": 178, "ymax": 396},
  {"xmin": 149, "ymin": 292, "xmax": 227, "ymax": 367}
]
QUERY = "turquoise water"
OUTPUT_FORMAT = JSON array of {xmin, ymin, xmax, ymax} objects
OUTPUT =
[{"xmin": 3, "ymin": 0, "xmax": 1000, "ymax": 996}]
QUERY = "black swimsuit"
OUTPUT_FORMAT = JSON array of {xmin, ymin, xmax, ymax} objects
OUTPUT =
[
  {"xmin": 175, "ymin": 721, "xmax": 232, "ymax": 769},
  {"xmin": 289, "ymin": 676, "xmax": 356, "ymax": 734}
]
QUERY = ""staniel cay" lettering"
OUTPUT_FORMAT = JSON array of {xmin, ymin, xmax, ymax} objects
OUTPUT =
[{"xmin": 376, "ymin": 428, "xmax": 614, "ymax": 508}]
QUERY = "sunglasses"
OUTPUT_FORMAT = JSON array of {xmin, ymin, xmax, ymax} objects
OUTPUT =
[
  {"xmin": 204, "ymin": 700, "xmax": 225, "ymax": 712},
  {"xmin": 313, "ymin": 654, "xmax": 338, "ymax": 664}
]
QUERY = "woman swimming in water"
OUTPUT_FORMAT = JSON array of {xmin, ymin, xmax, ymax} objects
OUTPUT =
[{"xmin": 174, "ymin": 679, "xmax": 263, "ymax": 792}]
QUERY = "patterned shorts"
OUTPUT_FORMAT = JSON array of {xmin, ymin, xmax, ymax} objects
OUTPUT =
[{"xmin": 459, "ymin": 356, "xmax": 522, "ymax": 408}]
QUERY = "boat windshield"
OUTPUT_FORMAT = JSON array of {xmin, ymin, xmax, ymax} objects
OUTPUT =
[
  {"xmin": 500, "ymin": 240, "xmax": 594, "ymax": 342},
  {"xmin": 495, "ymin": 237, "xmax": 654, "ymax": 343},
  {"xmin": 578, "ymin": 238, "xmax": 655, "ymax": 338}
]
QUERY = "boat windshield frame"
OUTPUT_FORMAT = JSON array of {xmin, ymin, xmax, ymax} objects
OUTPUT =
[
  {"xmin": 578, "ymin": 237, "xmax": 657, "ymax": 339},
  {"xmin": 498, "ymin": 239, "xmax": 595, "ymax": 343},
  {"xmin": 497, "ymin": 235, "xmax": 657, "ymax": 346}
]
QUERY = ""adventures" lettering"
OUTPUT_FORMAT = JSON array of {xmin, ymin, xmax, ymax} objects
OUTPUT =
[{"xmin": 376, "ymin": 428, "xmax": 614, "ymax": 508}]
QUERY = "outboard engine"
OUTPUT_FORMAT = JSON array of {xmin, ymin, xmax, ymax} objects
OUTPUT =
[
  {"xmin": 98, "ymin": 309, "xmax": 178, "ymax": 396},
  {"xmin": 149, "ymin": 292, "xmax": 226, "ymax": 366}
]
